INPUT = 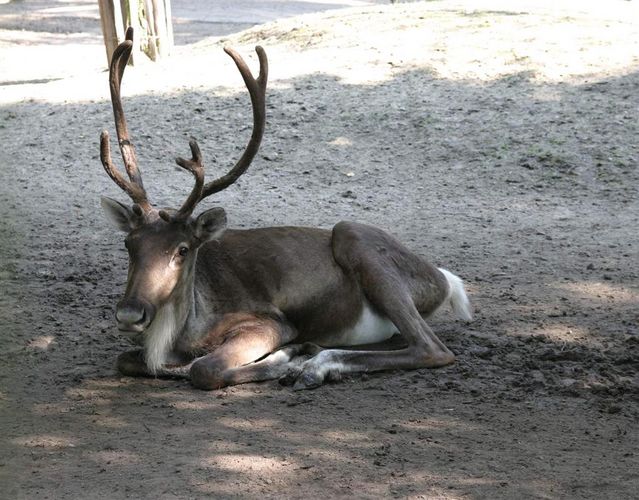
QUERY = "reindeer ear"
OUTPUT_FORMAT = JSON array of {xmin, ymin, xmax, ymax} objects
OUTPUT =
[
  {"xmin": 101, "ymin": 197, "xmax": 139, "ymax": 232},
  {"xmin": 193, "ymin": 207, "xmax": 227, "ymax": 243}
]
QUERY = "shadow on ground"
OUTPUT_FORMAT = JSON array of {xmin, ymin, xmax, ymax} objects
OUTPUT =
[{"xmin": 1, "ymin": 64, "xmax": 638, "ymax": 498}]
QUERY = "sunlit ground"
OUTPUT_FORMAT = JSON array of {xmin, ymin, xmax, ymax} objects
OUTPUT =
[{"xmin": 1, "ymin": 0, "xmax": 638, "ymax": 104}]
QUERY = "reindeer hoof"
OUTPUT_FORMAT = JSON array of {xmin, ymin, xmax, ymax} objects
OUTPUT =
[
  {"xmin": 292, "ymin": 371, "xmax": 324, "ymax": 391},
  {"xmin": 190, "ymin": 360, "xmax": 226, "ymax": 390},
  {"xmin": 278, "ymin": 371, "xmax": 298, "ymax": 387},
  {"xmin": 279, "ymin": 363, "xmax": 306, "ymax": 386},
  {"xmin": 116, "ymin": 350, "xmax": 148, "ymax": 377},
  {"xmin": 425, "ymin": 351, "xmax": 456, "ymax": 368}
]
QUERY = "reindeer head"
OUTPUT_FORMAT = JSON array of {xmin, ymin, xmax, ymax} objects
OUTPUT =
[{"xmin": 100, "ymin": 28, "xmax": 267, "ymax": 334}]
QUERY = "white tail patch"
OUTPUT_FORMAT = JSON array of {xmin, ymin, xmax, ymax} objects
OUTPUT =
[
  {"xmin": 144, "ymin": 303, "xmax": 180, "ymax": 374},
  {"xmin": 437, "ymin": 268, "xmax": 472, "ymax": 321}
]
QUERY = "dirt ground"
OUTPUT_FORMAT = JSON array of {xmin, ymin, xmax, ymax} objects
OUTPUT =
[{"xmin": 1, "ymin": 1, "xmax": 638, "ymax": 498}]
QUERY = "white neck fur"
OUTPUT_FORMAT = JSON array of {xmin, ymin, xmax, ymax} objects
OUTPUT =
[
  {"xmin": 144, "ymin": 303, "xmax": 178, "ymax": 374},
  {"xmin": 144, "ymin": 265, "xmax": 196, "ymax": 374}
]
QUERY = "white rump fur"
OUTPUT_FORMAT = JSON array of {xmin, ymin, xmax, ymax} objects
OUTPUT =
[{"xmin": 437, "ymin": 268, "xmax": 472, "ymax": 321}]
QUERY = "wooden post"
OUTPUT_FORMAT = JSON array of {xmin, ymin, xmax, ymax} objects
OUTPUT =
[
  {"xmin": 122, "ymin": 0, "xmax": 141, "ymax": 64},
  {"xmin": 164, "ymin": 0, "xmax": 174, "ymax": 55},
  {"xmin": 98, "ymin": 0, "xmax": 173, "ymax": 65},
  {"xmin": 141, "ymin": 0, "xmax": 173, "ymax": 61},
  {"xmin": 98, "ymin": 0, "xmax": 125, "ymax": 66},
  {"xmin": 152, "ymin": 0, "xmax": 170, "ymax": 58}
]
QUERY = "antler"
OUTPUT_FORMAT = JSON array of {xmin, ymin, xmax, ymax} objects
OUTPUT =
[
  {"xmin": 199, "ymin": 46, "xmax": 268, "ymax": 200},
  {"xmin": 162, "ymin": 46, "xmax": 268, "ymax": 221},
  {"xmin": 166, "ymin": 139, "xmax": 204, "ymax": 222},
  {"xmin": 100, "ymin": 27, "xmax": 152, "ymax": 213},
  {"xmin": 100, "ymin": 34, "xmax": 268, "ymax": 220},
  {"xmin": 166, "ymin": 46, "xmax": 267, "ymax": 220}
]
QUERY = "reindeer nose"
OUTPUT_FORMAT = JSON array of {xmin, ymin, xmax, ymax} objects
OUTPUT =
[{"xmin": 116, "ymin": 299, "xmax": 151, "ymax": 332}]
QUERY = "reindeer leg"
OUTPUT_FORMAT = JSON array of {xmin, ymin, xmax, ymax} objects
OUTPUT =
[
  {"xmin": 289, "ymin": 222, "xmax": 458, "ymax": 390},
  {"xmin": 189, "ymin": 315, "xmax": 297, "ymax": 390},
  {"xmin": 215, "ymin": 342, "xmax": 323, "ymax": 386},
  {"xmin": 116, "ymin": 349, "xmax": 193, "ymax": 378},
  {"xmin": 117, "ymin": 314, "xmax": 298, "ymax": 386},
  {"xmin": 289, "ymin": 328, "xmax": 452, "ymax": 391},
  {"xmin": 288, "ymin": 304, "xmax": 455, "ymax": 390}
]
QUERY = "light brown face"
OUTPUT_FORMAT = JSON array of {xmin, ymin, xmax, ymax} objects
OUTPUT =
[
  {"xmin": 116, "ymin": 220, "xmax": 195, "ymax": 332},
  {"xmin": 102, "ymin": 197, "xmax": 227, "ymax": 334}
]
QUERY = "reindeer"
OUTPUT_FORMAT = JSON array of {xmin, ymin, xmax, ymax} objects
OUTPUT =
[{"xmin": 99, "ymin": 29, "xmax": 471, "ymax": 391}]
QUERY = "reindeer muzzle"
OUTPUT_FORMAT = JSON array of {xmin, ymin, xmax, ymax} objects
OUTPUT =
[{"xmin": 116, "ymin": 298, "xmax": 155, "ymax": 333}]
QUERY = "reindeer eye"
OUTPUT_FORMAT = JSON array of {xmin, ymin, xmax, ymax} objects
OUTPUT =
[{"xmin": 178, "ymin": 246, "xmax": 189, "ymax": 257}]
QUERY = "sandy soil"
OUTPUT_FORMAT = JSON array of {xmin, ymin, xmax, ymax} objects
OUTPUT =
[{"xmin": 1, "ymin": 1, "xmax": 638, "ymax": 498}]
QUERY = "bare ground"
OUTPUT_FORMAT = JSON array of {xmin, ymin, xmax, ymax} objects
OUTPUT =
[{"xmin": 1, "ymin": 1, "xmax": 638, "ymax": 498}]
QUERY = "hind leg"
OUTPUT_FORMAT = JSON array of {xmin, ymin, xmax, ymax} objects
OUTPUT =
[
  {"xmin": 286, "ymin": 222, "xmax": 456, "ymax": 390},
  {"xmin": 333, "ymin": 222, "xmax": 454, "ymax": 359}
]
